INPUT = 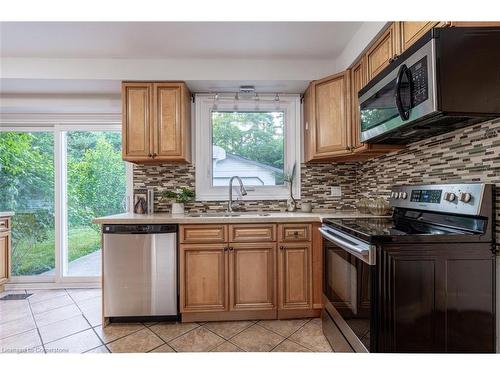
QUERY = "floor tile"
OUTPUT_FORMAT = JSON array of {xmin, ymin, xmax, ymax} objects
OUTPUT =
[
  {"xmin": 0, "ymin": 329, "xmax": 42, "ymax": 352},
  {"xmin": 34, "ymin": 303, "xmax": 82, "ymax": 327},
  {"xmin": 257, "ymin": 319, "xmax": 309, "ymax": 338},
  {"xmin": 30, "ymin": 294, "xmax": 74, "ymax": 315},
  {"xmin": 204, "ymin": 320, "xmax": 254, "ymax": 339},
  {"xmin": 0, "ymin": 301, "xmax": 32, "ymax": 323},
  {"xmin": 169, "ymin": 327, "xmax": 224, "ymax": 352},
  {"xmin": 106, "ymin": 328, "xmax": 164, "ymax": 353},
  {"xmin": 211, "ymin": 341, "xmax": 244, "ymax": 352},
  {"xmin": 84, "ymin": 345, "xmax": 110, "ymax": 353},
  {"xmin": 38, "ymin": 315, "xmax": 90, "ymax": 344},
  {"xmin": 76, "ymin": 297, "xmax": 102, "ymax": 326},
  {"xmin": 149, "ymin": 343, "xmax": 175, "ymax": 353},
  {"xmin": 149, "ymin": 321, "xmax": 199, "ymax": 342},
  {"xmin": 67, "ymin": 288, "xmax": 101, "ymax": 303},
  {"xmin": 94, "ymin": 323, "xmax": 144, "ymax": 344},
  {"xmin": 27, "ymin": 289, "xmax": 68, "ymax": 304},
  {"xmin": 45, "ymin": 328, "xmax": 102, "ymax": 354},
  {"xmin": 0, "ymin": 314, "xmax": 36, "ymax": 340},
  {"xmin": 230, "ymin": 324, "xmax": 284, "ymax": 352},
  {"xmin": 289, "ymin": 320, "xmax": 332, "ymax": 352},
  {"xmin": 272, "ymin": 339, "xmax": 311, "ymax": 352}
]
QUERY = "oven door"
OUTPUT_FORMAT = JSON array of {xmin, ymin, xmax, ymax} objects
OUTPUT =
[
  {"xmin": 320, "ymin": 227, "xmax": 377, "ymax": 352},
  {"xmin": 359, "ymin": 38, "xmax": 437, "ymax": 142}
]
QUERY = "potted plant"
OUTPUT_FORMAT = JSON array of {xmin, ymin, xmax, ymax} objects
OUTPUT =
[{"xmin": 162, "ymin": 187, "xmax": 195, "ymax": 214}]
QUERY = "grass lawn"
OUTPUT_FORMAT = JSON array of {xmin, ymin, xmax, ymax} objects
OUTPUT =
[{"xmin": 12, "ymin": 226, "xmax": 101, "ymax": 276}]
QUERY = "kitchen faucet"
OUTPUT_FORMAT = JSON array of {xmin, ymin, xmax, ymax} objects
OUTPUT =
[{"xmin": 227, "ymin": 176, "xmax": 247, "ymax": 213}]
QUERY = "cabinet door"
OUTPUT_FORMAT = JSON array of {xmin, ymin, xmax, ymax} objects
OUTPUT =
[
  {"xmin": 448, "ymin": 22, "xmax": 500, "ymax": 27},
  {"xmin": 180, "ymin": 244, "xmax": 227, "ymax": 312},
  {"xmin": 311, "ymin": 71, "xmax": 350, "ymax": 159},
  {"xmin": 0, "ymin": 231, "xmax": 9, "ymax": 283},
  {"xmin": 278, "ymin": 242, "xmax": 312, "ymax": 310},
  {"xmin": 303, "ymin": 84, "xmax": 315, "ymax": 162},
  {"xmin": 152, "ymin": 83, "xmax": 191, "ymax": 162},
  {"xmin": 350, "ymin": 58, "xmax": 367, "ymax": 152},
  {"xmin": 122, "ymin": 82, "xmax": 153, "ymax": 161},
  {"xmin": 399, "ymin": 21, "xmax": 440, "ymax": 52},
  {"xmin": 365, "ymin": 23, "xmax": 399, "ymax": 81},
  {"xmin": 229, "ymin": 243, "xmax": 276, "ymax": 311}
]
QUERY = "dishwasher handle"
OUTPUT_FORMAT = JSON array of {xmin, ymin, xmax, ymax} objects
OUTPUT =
[{"xmin": 102, "ymin": 224, "xmax": 177, "ymax": 234}]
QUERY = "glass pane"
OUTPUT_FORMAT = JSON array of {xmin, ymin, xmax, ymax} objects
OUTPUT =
[
  {"xmin": 212, "ymin": 111, "xmax": 285, "ymax": 186},
  {"xmin": 65, "ymin": 131, "xmax": 126, "ymax": 276},
  {"xmin": 0, "ymin": 131, "xmax": 55, "ymax": 276},
  {"xmin": 360, "ymin": 78, "xmax": 399, "ymax": 131}
]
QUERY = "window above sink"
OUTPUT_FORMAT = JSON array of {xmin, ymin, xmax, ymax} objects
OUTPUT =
[{"xmin": 194, "ymin": 94, "xmax": 301, "ymax": 201}]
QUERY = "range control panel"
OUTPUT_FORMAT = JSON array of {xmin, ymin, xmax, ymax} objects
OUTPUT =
[{"xmin": 389, "ymin": 183, "xmax": 485, "ymax": 216}]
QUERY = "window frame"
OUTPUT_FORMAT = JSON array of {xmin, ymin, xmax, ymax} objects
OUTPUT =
[{"xmin": 194, "ymin": 94, "xmax": 301, "ymax": 201}]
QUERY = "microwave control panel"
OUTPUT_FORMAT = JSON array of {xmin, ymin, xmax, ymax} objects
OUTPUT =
[{"xmin": 409, "ymin": 56, "xmax": 429, "ymax": 106}]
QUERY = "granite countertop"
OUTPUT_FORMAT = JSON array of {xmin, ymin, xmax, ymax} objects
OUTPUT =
[
  {"xmin": 93, "ymin": 210, "xmax": 390, "ymax": 224},
  {"xmin": 0, "ymin": 211, "xmax": 14, "ymax": 218}
]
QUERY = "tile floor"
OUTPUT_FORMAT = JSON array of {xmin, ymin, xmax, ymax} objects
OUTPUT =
[{"xmin": 0, "ymin": 288, "xmax": 333, "ymax": 353}]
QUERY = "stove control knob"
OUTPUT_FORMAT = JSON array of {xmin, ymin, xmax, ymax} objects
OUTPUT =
[
  {"xmin": 391, "ymin": 192, "xmax": 397, "ymax": 198},
  {"xmin": 400, "ymin": 192, "xmax": 408, "ymax": 200},
  {"xmin": 459, "ymin": 192, "xmax": 472, "ymax": 203},
  {"xmin": 444, "ymin": 192, "xmax": 456, "ymax": 202}
]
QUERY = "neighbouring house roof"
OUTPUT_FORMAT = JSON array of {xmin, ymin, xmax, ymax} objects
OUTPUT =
[{"xmin": 212, "ymin": 145, "xmax": 282, "ymax": 174}]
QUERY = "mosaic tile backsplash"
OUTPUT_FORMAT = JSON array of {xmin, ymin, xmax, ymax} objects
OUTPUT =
[
  {"xmin": 357, "ymin": 117, "xmax": 500, "ymax": 249},
  {"xmin": 133, "ymin": 117, "xmax": 500, "ymax": 246},
  {"xmin": 133, "ymin": 162, "xmax": 359, "ymax": 213}
]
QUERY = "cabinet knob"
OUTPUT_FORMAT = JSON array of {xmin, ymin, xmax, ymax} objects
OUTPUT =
[
  {"xmin": 148, "ymin": 153, "xmax": 153, "ymax": 158},
  {"xmin": 293, "ymin": 231, "xmax": 299, "ymax": 236},
  {"xmin": 280, "ymin": 245, "xmax": 285, "ymax": 251},
  {"xmin": 153, "ymin": 153, "xmax": 158, "ymax": 158},
  {"xmin": 229, "ymin": 247, "xmax": 234, "ymax": 252}
]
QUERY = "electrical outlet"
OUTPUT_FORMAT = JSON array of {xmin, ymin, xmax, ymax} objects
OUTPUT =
[{"xmin": 330, "ymin": 186, "xmax": 342, "ymax": 197}]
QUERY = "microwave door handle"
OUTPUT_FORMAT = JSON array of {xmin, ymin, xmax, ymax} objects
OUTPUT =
[{"xmin": 395, "ymin": 64, "xmax": 411, "ymax": 121}]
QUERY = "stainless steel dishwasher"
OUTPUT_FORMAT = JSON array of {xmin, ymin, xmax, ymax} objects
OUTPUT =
[{"xmin": 102, "ymin": 224, "xmax": 178, "ymax": 320}]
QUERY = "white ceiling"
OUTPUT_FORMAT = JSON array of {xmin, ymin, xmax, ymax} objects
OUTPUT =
[{"xmin": 0, "ymin": 22, "xmax": 363, "ymax": 60}]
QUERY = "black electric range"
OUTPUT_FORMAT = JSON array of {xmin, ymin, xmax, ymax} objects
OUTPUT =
[{"xmin": 320, "ymin": 183, "xmax": 496, "ymax": 353}]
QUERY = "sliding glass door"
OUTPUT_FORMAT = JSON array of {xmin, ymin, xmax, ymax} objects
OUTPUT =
[
  {"xmin": 0, "ymin": 124, "xmax": 131, "ymax": 284},
  {"xmin": 64, "ymin": 130, "xmax": 127, "ymax": 277},
  {"xmin": 0, "ymin": 131, "xmax": 56, "ymax": 280}
]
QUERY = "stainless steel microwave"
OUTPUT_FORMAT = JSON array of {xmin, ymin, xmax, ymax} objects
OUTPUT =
[{"xmin": 358, "ymin": 27, "xmax": 500, "ymax": 144}]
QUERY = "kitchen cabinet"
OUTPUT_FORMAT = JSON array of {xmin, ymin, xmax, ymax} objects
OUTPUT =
[
  {"xmin": 278, "ymin": 242, "xmax": 312, "ymax": 310},
  {"xmin": 0, "ymin": 216, "xmax": 11, "ymax": 290},
  {"xmin": 365, "ymin": 23, "xmax": 400, "ymax": 82},
  {"xmin": 399, "ymin": 21, "xmax": 441, "ymax": 52},
  {"xmin": 303, "ymin": 72, "xmax": 351, "ymax": 161},
  {"xmin": 179, "ymin": 223, "xmax": 321, "ymax": 322},
  {"xmin": 179, "ymin": 243, "xmax": 227, "ymax": 312},
  {"xmin": 229, "ymin": 243, "xmax": 276, "ymax": 311},
  {"xmin": 377, "ymin": 243, "xmax": 495, "ymax": 353},
  {"xmin": 447, "ymin": 22, "xmax": 500, "ymax": 27},
  {"xmin": 122, "ymin": 81, "xmax": 191, "ymax": 163}
]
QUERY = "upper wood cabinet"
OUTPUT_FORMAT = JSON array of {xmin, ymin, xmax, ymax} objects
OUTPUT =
[
  {"xmin": 365, "ymin": 23, "xmax": 400, "ymax": 82},
  {"xmin": 399, "ymin": 21, "xmax": 441, "ymax": 52},
  {"xmin": 122, "ymin": 81, "xmax": 191, "ymax": 164},
  {"xmin": 304, "ymin": 71, "xmax": 351, "ymax": 162}
]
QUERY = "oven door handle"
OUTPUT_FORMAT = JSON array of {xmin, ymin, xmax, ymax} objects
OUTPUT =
[{"xmin": 319, "ymin": 227, "xmax": 375, "ymax": 265}]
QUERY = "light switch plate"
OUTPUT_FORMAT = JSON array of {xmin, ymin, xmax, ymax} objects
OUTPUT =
[{"xmin": 330, "ymin": 186, "xmax": 342, "ymax": 197}]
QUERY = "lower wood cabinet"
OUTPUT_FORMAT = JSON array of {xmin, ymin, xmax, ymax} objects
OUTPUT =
[
  {"xmin": 278, "ymin": 242, "xmax": 312, "ymax": 310},
  {"xmin": 179, "ymin": 223, "xmax": 321, "ymax": 321},
  {"xmin": 0, "ymin": 217, "xmax": 12, "ymax": 290},
  {"xmin": 179, "ymin": 243, "xmax": 227, "ymax": 312},
  {"xmin": 229, "ymin": 243, "xmax": 276, "ymax": 311}
]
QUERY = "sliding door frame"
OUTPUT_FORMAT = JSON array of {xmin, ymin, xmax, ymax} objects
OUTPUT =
[{"xmin": 1, "ymin": 116, "xmax": 132, "ymax": 287}]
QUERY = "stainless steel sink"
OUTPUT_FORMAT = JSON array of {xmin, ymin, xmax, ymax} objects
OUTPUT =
[{"xmin": 187, "ymin": 212, "xmax": 271, "ymax": 217}]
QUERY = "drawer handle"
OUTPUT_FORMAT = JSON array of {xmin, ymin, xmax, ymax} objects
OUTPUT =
[{"xmin": 293, "ymin": 231, "xmax": 299, "ymax": 236}]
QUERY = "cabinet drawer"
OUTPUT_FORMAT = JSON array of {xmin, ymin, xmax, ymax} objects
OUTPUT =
[
  {"xmin": 229, "ymin": 224, "xmax": 276, "ymax": 242},
  {"xmin": 180, "ymin": 225, "xmax": 227, "ymax": 244},
  {"xmin": 0, "ymin": 218, "xmax": 9, "ymax": 232},
  {"xmin": 280, "ymin": 224, "xmax": 311, "ymax": 242}
]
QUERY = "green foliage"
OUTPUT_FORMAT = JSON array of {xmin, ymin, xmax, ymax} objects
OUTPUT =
[
  {"xmin": 0, "ymin": 131, "xmax": 125, "ymax": 276},
  {"xmin": 162, "ymin": 187, "xmax": 195, "ymax": 204},
  {"xmin": 212, "ymin": 111, "xmax": 284, "ymax": 170}
]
